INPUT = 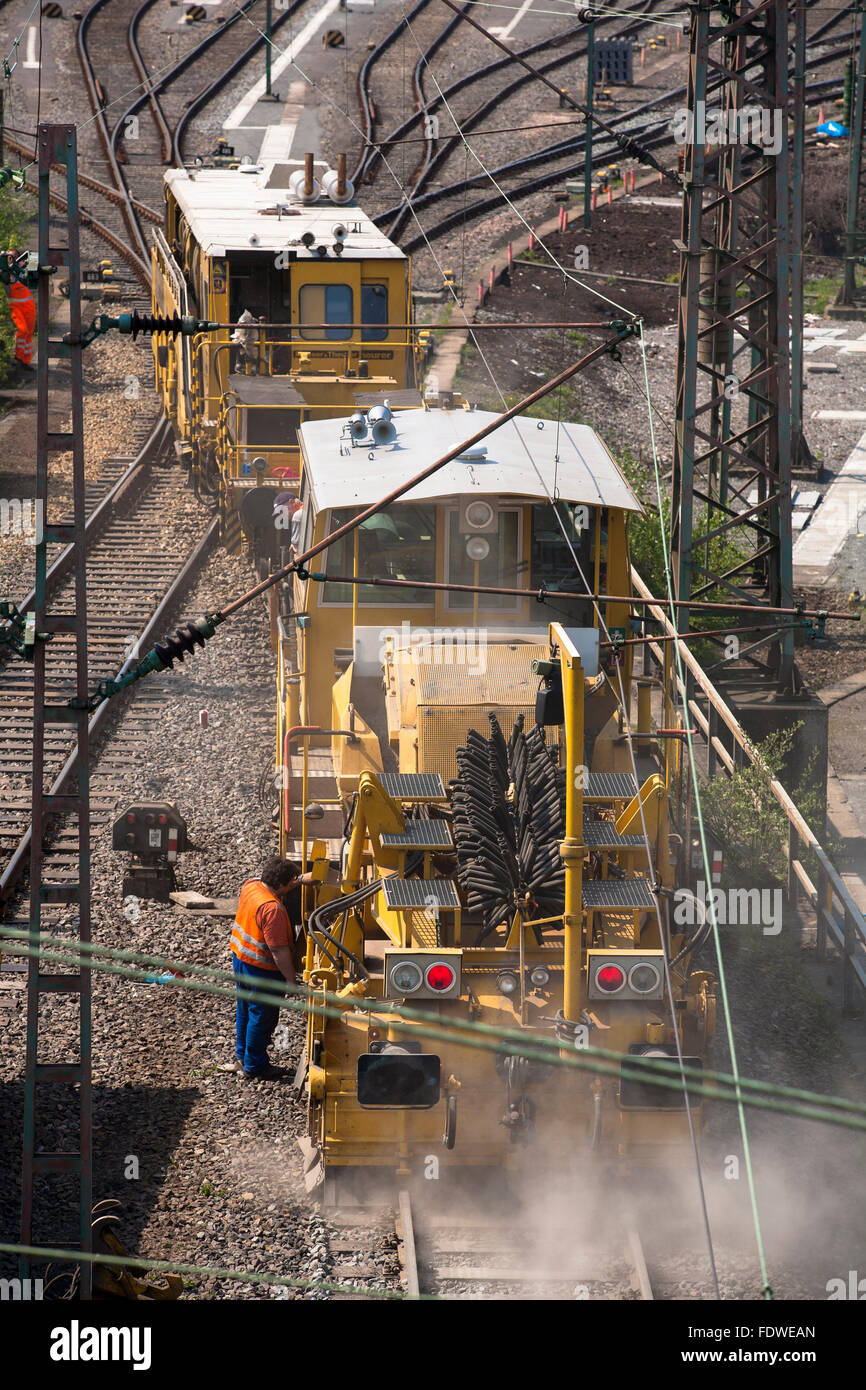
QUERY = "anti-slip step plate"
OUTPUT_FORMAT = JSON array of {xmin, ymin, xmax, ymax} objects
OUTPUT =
[{"xmin": 382, "ymin": 878, "xmax": 460, "ymax": 910}]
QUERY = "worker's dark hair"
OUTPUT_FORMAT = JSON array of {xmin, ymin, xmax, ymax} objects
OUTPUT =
[{"xmin": 260, "ymin": 856, "xmax": 302, "ymax": 890}]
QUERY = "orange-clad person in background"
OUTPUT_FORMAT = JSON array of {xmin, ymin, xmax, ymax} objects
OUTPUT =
[{"xmin": 7, "ymin": 276, "xmax": 36, "ymax": 368}]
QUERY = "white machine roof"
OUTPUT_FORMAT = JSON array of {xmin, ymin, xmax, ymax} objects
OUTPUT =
[
  {"xmin": 299, "ymin": 408, "xmax": 643, "ymax": 513},
  {"xmin": 163, "ymin": 167, "xmax": 405, "ymax": 261}
]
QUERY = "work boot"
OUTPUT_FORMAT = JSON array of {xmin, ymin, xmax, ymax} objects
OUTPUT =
[{"xmin": 242, "ymin": 1064, "xmax": 286, "ymax": 1082}]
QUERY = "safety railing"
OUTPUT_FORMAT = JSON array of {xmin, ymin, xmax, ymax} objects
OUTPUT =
[
  {"xmin": 632, "ymin": 565, "xmax": 866, "ymax": 1010},
  {"xmin": 217, "ymin": 397, "xmax": 351, "ymax": 482},
  {"xmin": 192, "ymin": 335, "xmax": 418, "ymax": 427}
]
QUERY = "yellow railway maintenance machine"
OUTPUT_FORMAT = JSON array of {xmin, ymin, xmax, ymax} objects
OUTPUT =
[
  {"xmin": 151, "ymin": 155, "xmax": 420, "ymax": 558},
  {"xmin": 286, "ymin": 406, "xmax": 716, "ymax": 1196}
]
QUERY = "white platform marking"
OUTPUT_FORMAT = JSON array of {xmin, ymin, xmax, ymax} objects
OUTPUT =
[
  {"xmin": 489, "ymin": 0, "xmax": 533, "ymax": 40},
  {"xmin": 223, "ymin": 0, "xmax": 342, "ymax": 130},
  {"xmin": 793, "ymin": 428, "xmax": 866, "ymax": 574},
  {"xmin": 811, "ymin": 410, "xmax": 866, "ymax": 421},
  {"xmin": 23, "ymin": 26, "xmax": 39, "ymax": 68}
]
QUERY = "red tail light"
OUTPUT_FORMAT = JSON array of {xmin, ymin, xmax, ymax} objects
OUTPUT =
[
  {"xmin": 425, "ymin": 963, "xmax": 455, "ymax": 992},
  {"xmin": 596, "ymin": 963, "xmax": 626, "ymax": 994}
]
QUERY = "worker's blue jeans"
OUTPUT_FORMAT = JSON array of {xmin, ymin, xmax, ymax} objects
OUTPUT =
[{"xmin": 233, "ymin": 956, "xmax": 282, "ymax": 1074}]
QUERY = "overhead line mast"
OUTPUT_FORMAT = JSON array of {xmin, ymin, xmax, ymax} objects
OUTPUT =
[{"xmin": 671, "ymin": 0, "xmax": 811, "ymax": 696}]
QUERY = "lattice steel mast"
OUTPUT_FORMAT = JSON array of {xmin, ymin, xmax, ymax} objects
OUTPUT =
[
  {"xmin": 672, "ymin": 0, "xmax": 802, "ymax": 693},
  {"xmin": 19, "ymin": 125, "xmax": 93, "ymax": 1299}
]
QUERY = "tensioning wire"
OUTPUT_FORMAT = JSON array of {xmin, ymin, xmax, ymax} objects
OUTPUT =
[
  {"xmin": 0, "ymin": 1241, "xmax": 422, "ymax": 1300},
  {"xmin": 397, "ymin": 1, "xmax": 640, "ymax": 317},
  {"xmin": 637, "ymin": 320, "xmax": 773, "ymax": 1300},
  {"xmin": 5, "ymin": 2, "xmax": 267, "ymax": 175},
  {"xmin": 396, "ymin": 0, "xmax": 709, "ymax": 1253},
  {"xmin": 457, "ymin": 0, "xmax": 688, "ymax": 23},
  {"xmin": 4, "ymin": 924, "xmax": 866, "ymax": 1130},
  {"xmin": 2, "ymin": 0, "xmax": 42, "ymax": 73}
]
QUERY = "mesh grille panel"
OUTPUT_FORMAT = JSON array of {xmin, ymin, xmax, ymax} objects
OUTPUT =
[
  {"xmin": 381, "ymin": 822, "xmax": 454, "ymax": 848},
  {"xmin": 379, "ymin": 772, "xmax": 446, "ymax": 800},
  {"xmin": 583, "ymin": 821, "xmax": 646, "ymax": 848},
  {"xmin": 382, "ymin": 877, "xmax": 460, "ymax": 909},
  {"xmin": 581, "ymin": 879, "xmax": 656, "ymax": 909},
  {"xmin": 584, "ymin": 773, "xmax": 639, "ymax": 801},
  {"xmin": 419, "ymin": 705, "xmax": 536, "ymax": 785}
]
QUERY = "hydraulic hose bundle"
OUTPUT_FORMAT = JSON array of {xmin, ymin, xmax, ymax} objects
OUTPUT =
[{"xmin": 451, "ymin": 713, "xmax": 566, "ymax": 942}]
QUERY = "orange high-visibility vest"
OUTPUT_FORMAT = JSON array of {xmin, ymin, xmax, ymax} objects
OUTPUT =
[
  {"xmin": 7, "ymin": 282, "xmax": 36, "ymax": 365},
  {"xmin": 231, "ymin": 880, "xmax": 283, "ymax": 971}
]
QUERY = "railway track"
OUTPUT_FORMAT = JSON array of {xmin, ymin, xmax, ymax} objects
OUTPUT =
[
  {"xmin": 0, "ymin": 424, "xmax": 217, "ymax": 904},
  {"xmin": 324, "ymin": 1187, "xmax": 654, "ymax": 1299},
  {"xmin": 360, "ymin": 0, "xmax": 857, "ymax": 248}
]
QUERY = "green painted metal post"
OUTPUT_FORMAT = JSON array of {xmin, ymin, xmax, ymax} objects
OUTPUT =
[
  {"xmin": 584, "ymin": 16, "xmax": 595, "ymax": 230},
  {"xmin": 842, "ymin": 10, "xmax": 866, "ymax": 306},
  {"xmin": 790, "ymin": 0, "xmax": 813, "ymax": 474},
  {"xmin": 20, "ymin": 123, "xmax": 92, "ymax": 1299},
  {"xmin": 266, "ymin": 0, "xmax": 273, "ymax": 99}
]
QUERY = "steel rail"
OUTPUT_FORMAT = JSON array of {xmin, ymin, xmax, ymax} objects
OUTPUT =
[
  {"xmin": 405, "ymin": 0, "xmax": 474, "ymax": 188},
  {"xmin": 2, "ymin": 134, "xmax": 161, "ymax": 225},
  {"xmin": 125, "ymin": 0, "xmax": 174, "ymax": 166},
  {"xmin": 8, "ymin": 166, "xmax": 152, "ymax": 285},
  {"xmin": 352, "ymin": 0, "xmax": 434, "ymax": 185},
  {"xmin": 384, "ymin": 0, "xmax": 664, "ymax": 239},
  {"xmin": 363, "ymin": 2, "xmax": 670, "ymax": 187},
  {"xmin": 398, "ymin": 71, "xmax": 848, "ymax": 251},
  {"xmin": 379, "ymin": 0, "xmax": 857, "ymax": 237},
  {"xmin": 109, "ymin": 0, "xmax": 264, "ymax": 169},
  {"xmin": 171, "ymin": 0, "xmax": 308, "ymax": 164},
  {"xmin": 392, "ymin": 36, "xmax": 852, "ymax": 245},
  {"xmin": 76, "ymin": 0, "xmax": 151, "ymax": 261},
  {"xmin": 0, "ymin": 515, "xmax": 219, "ymax": 903},
  {"xmin": 9, "ymin": 417, "xmax": 171, "ymax": 626}
]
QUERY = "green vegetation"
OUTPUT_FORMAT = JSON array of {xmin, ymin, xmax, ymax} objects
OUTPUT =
[
  {"xmin": 618, "ymin": 444, "xmax": 750, "ymax": 665},
  {"xmin": 804, "ymin": 273, "xmax": 845, "ymax": 314},
  {"xmin": 698, "ymin": 723, "xmax": 825, "ymax": 885},
  {"xmin": 502, "ymin": 378, "xmax": 588, "ymax": 422}
]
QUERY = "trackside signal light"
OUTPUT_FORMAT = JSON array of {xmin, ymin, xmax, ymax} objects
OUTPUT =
[
  {"xmin": 596, "ymin": 963, "xmax": 626, "ymax": 994},
  {"xmin": 629, "ymin": 962, "xmax": 662, "ymax": 995},
  {"xmin": 425, "ymin": 962, "xmax": 455, "ymax": 992},
  {"xmin": 391, "ymin": 961, "xmax": 424, "ymax": 994}
]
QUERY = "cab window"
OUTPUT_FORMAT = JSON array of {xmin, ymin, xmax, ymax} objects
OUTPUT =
[
  {"xmin": 319, "ymin": 504, "xmax": 436, "ymax": 605},
  {"xmin": 299, "ymin": 283, "xmax": 353, "ymax": 340},
  {"xmin": 530, "ymin": 502, "xmax": 594, "ymax": 626},
  {"xmin": 361, "ymin": 283, "xmax": 388, "ymax": 341}
]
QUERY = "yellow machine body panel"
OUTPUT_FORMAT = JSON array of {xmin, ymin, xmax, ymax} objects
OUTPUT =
[
  {"xmin": 151, "ymin": 162, "xmax": 419, "ymax": 556},
  {"xmin": 276, "ymin": 397, "xmax": 713, "ymax": 1188}
]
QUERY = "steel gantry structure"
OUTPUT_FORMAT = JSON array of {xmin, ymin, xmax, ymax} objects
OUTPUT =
[
  {"xmin": 671, "ymin": 0, "xmax": 809, "ymax": 694},
  {"xmin": 19, "ymin": 125, "xmax": 93, "ymax": 1299}
]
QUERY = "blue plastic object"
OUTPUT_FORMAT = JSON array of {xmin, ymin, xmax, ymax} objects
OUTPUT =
[{"xmin": 817, "ymin": 120, "xmax": 849, "ymax": 138}]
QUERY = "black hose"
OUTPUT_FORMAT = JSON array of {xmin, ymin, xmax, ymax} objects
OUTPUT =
[{"xmin": 307, "ymin": 879, "xmax": 383, "ymax": 977}]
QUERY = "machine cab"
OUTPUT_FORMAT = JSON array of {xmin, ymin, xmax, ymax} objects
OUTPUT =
[{"xmin": 276, "ymin": 404, "xmax": 643, "ymax": 805}]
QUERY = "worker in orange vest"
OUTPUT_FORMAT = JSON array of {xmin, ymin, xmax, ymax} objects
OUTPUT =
[
  {"xmin": 7, "ymin": 278, "xmax": 36, "ymax": 369},
  {"xmin": 228, "ymin": 856, "xmax": 313, "ymax": 1080}
]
